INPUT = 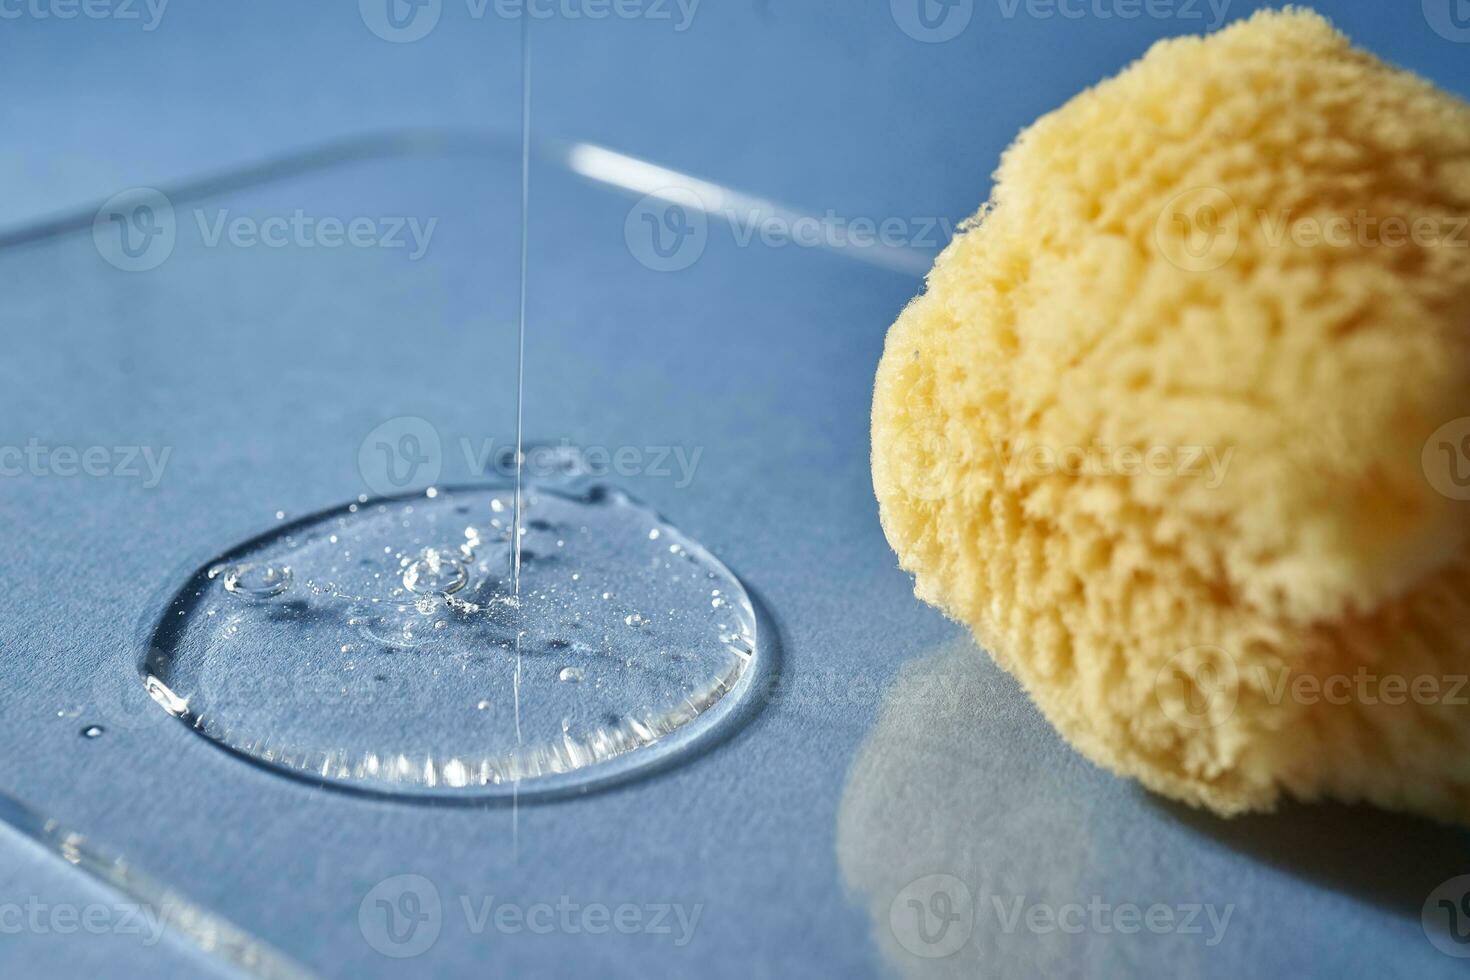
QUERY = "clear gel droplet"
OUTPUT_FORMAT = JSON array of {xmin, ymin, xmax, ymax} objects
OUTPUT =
[{"xmin": 142, "ymin": 484, "xmax": 764, "ymax": 799}]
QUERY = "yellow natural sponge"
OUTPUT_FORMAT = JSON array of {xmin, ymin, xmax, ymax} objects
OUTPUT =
[{"xmin": 872, "ymin": 8, "xmax": 1470, "ymax": 823}]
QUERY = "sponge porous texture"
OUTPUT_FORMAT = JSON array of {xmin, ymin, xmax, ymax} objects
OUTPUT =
[{"xmin": 872, "ymin": 9, "xmax": 1470, "ymax": 822}]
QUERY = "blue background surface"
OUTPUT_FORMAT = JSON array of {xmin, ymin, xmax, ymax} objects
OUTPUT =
[{"xmin": 1, "ymin": 2, "xmax": 1468, "ymax": 977}]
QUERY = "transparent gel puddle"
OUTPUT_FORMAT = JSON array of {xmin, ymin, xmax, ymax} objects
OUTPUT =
[{"xmin": 144, "ymin": 483, "xmax": 760, "ymax": 798}]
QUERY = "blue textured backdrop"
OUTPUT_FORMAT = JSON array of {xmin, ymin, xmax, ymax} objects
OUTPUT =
[{"xmin": 1, "ymin": 2, "xmax": 1468, "ymax": 977}]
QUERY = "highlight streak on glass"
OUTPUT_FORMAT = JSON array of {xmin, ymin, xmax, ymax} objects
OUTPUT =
[
  {"xmin": 557, "ymin": 142, "xmax": 933, "ymax": 276},
  {"xmin": 0, "ymin": 790, "xmax": 316, "ymax": 980}
]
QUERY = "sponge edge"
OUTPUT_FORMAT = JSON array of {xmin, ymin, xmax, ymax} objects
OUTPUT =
[{"xmin": 872, "ymin": 9, "xmax": 1470, "ymax": 822}]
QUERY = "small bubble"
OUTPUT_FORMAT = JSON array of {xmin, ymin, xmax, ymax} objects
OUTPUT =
[
  {"xmin": 274, "ymin": 511, "xmax": 286, "ymax": 521},
  {"xmin": 558, "ymin": 666, "xmax": 585, "ymax": 683},
  {"xmin": 476, "ymin": 700, "xmax": 491, "ymax": 711},
  {"xmin": 81, "ymin": 725, "xmax": 105, "ymax": 739},
  {"xmin": 222, "ymin": 562, "xmax": 292, "ymax": 599},
  {"xmin": 403, "ymin": 549, "xmax": 468, "ymax": 596}
]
